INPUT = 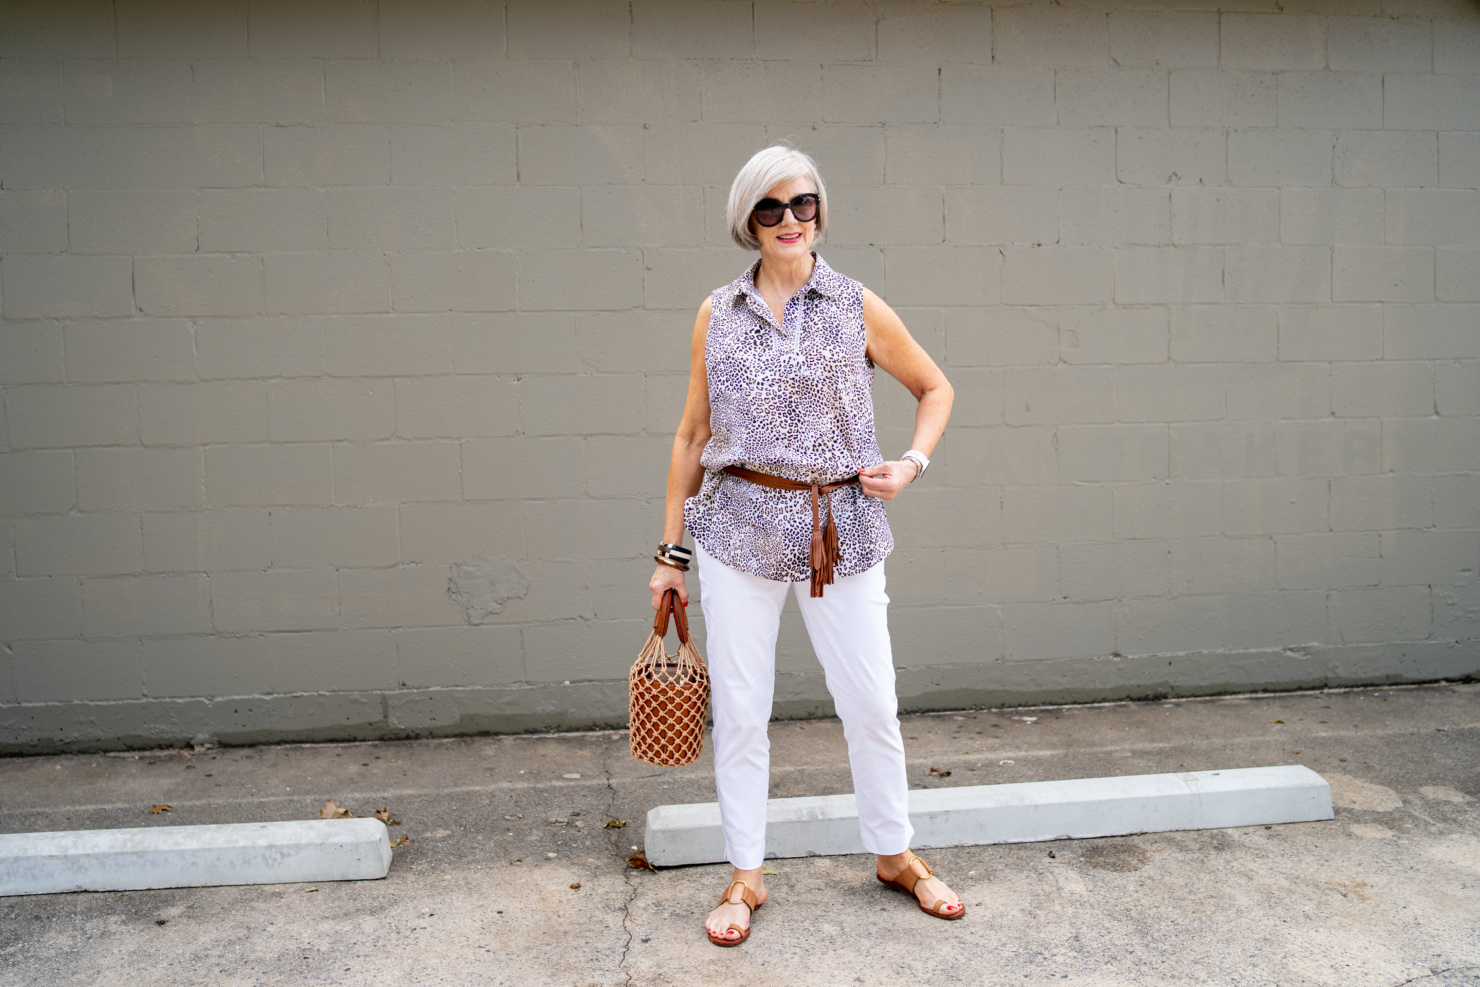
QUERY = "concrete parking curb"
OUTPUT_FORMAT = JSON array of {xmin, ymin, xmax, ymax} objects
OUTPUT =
[
  {"xmin": 644, "ymin": 765, "xmax": 1334, "ymax": 866},
  {"xmin": 0, "ymin": 819, "xmax": 392, "ymax": 896}
]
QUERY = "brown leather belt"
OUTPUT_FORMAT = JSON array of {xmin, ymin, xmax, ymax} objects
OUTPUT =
[{"xmin": 721, "ymin": 465, "xmax": 860, "ymax": 598}]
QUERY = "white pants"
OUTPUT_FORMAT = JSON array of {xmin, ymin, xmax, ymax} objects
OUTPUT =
[{"xmin": 695, "ymin": 542, "xmax": 914, "ymax": 870}]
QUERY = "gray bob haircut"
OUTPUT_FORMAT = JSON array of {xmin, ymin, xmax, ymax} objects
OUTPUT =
[{"xmin": 726, "ymin": 145, "xmax": 828, "ymax": 251}]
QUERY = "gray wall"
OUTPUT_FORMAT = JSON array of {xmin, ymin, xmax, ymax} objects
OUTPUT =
[{"xmin": 1, "ymin": 0, "xmax": 1477, "ymax": 753}]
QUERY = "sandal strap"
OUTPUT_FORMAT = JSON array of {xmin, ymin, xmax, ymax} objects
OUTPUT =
[
  {"xmin": 900, "ymin": 855, "xmax": 932, "ymax": 893},
  {"xmin": 718, "ymin": 880, "xmax": 758, "ymax": 913}
]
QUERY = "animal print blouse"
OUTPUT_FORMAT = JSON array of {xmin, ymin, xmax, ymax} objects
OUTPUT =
[{"xmin": 683, "ymin": 254, "xmax": 894, "ymax": 582}]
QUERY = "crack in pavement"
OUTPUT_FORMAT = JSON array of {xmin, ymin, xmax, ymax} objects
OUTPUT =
[
  {"xmin": 1391, "ymin": 967, "xmax": 1479, "ymax": 986},
  {"xmin": 603, "ymin": 734, "xmax": 639, "ymax": 987},
  {"xmin": 616, "ymin": 866, "xmax": 640, "ymax": 987}
]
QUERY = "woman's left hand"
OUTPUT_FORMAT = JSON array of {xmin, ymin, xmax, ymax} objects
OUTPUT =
[{"xmin": 858, "ymin": 460, "xmax": 917, "ymax": 501}]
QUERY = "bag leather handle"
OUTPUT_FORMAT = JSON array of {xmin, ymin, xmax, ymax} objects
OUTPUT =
[{"xmin": 652, "ymin": 588, "xmax": 689, "ymax": 644}]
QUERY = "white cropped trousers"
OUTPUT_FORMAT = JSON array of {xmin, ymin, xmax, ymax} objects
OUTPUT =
[{"xmin": 695, "ymin": 541, "xmax": 914, "ymax": 870}]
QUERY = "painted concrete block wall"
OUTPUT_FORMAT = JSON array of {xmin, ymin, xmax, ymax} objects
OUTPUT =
[{"xmin": 0, "ymin": 0, "xmax": 1476, "ymax": 752}]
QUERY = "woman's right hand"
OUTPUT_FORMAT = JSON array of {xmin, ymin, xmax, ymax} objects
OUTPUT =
[{"xmin": 650, "ymin": 564, "xmax": 689, "ymax": 611}]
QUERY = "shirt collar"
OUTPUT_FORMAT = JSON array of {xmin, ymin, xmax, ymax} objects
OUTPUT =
[{"xmin": 733, "ymin": 252, "xmax": 845, "ymax": 309}]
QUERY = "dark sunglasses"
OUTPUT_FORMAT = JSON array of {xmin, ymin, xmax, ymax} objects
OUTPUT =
[{"xmin": 752, "ymin": 193, "xmax": 820, "ymax": 227}]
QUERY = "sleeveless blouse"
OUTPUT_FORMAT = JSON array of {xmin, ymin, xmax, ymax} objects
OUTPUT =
[{"xmin": 683, "ymin": 254, "xmax": 894, "ymax": 582}]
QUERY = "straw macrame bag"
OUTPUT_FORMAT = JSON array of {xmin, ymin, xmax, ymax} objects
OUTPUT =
[{"xmin": 628, "ymin": 588, "xmax": 710, "ymax": 767}]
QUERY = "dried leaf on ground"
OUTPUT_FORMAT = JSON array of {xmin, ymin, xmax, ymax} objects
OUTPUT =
[
  {"xmin": 929, "ymin": 767, "xmax": 952, "ymax": 777},
  {"xmin": 761, "ymin": 866, "xmax": 779, "ymax": 876},
  {"xmin": 148, "ymin": 804, "xmax": 171, "ymax": 814},
  {"xmin": 373, "ymin": 808, "xmax": 401, "ymax": 825},
  {"xmin": 320, "ymin": 799, "xmax": 353, "ymax": 819},
  {"xmin": 604, "ymin": 819, "xmax": 628, "ymax": 829},
  {"xmin": 569, "ymin": 883, "xmax": 581, "ymax": 890},
  {"xmin": 627, "ymin": 853, "xmax": 657, "ymax": 872},
  {"xmin": 390, "ymin": 835, "xmax": 411, "ymax": 848}
]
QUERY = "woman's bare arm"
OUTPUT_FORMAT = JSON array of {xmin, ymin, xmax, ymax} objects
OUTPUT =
[
  {"xmin": 858, "ymin": 287, "xmax": 954, "ymax": 499},
  {"xmin": 651, "ymin": 298, "xmax": 713, "ymax": 608}
]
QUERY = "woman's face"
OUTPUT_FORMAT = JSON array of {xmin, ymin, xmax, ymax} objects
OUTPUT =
[{"xmin": 751, "ymin": 177, "xmax": 817, "ymax": 266}]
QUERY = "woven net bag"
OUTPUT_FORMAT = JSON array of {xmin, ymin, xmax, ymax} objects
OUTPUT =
[{"xmin": 628, "ymin": 588, "xmax": 710, "ymax": 767}]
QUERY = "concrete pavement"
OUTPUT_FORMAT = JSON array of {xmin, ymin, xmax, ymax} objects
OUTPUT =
[{"xmin": 2, "ymin": 682, "xmax": 1477, "ymax": 986}]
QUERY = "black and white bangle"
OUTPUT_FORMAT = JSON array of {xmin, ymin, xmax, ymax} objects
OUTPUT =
[
  {"xmin": 901, "ymin": 449, "xmax": 929, "ymax": 481},
  {"xmin": 656, "ymin": 541, "xmax": 692, "ymax": 565}
]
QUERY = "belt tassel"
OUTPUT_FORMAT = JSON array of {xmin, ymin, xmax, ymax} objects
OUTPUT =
[{"xmin": 809, "ymin": 485, "xmax": 843, "ymax": 598}]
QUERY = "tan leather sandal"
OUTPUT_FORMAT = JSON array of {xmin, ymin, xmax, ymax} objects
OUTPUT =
[
  {"xmin": 877, "ymin": 855, "xmax": 965, "ymax": 920},
  {"xmin": 706, "ymin": 880, "xmax": 761, "ymax": 946}
]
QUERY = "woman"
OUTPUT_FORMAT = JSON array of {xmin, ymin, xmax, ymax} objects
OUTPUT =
[{"xmin": 649, "ymin": 146, "xmax": 958, "ymax": 947}]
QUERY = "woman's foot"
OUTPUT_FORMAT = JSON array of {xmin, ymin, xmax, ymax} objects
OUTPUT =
[
  {"xmin": 705, "ymin": 868, "xmax": 767, "ymax": 944},
  {"xmin": 876, "ymin": 851, "xmax": 964, "ymax": 919}
]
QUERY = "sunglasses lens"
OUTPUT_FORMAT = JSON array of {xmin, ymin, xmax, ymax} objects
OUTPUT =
[
  {"xmin": 752, "ymin": 200, "xmax": 785, "ymax": 227},
  {"xmin": 790, "ymin": 196, "xmax": 818, "ymax": 222}
]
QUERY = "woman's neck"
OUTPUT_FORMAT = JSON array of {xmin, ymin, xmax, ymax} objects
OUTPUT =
[{"xmin": 755, "ymin": 251, "xmax": 816, "ymax": 301}]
